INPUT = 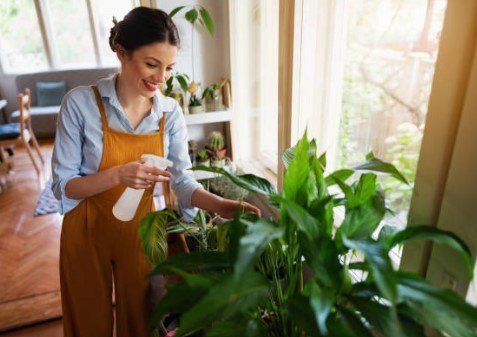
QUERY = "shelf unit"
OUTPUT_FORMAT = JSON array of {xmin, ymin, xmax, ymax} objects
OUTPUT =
[{"xmin": 184, "ymin": 110, "xmax": 232, "ymax": 126}]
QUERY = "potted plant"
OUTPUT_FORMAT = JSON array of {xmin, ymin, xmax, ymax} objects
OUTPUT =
[
  {"xmin": 170, "ymin": 5, "xmax": 215, "ymax": 80},
  {"xmin": 196, "ymin": 149, "xmax": 209, "ymax": 167},
  {"xmin": 164, "ymin": 72, "xmax": 189, "ymax": 113},
  {"xmin": 202, "ymin": 82, "xmax": 223, "ymax": 112},
  {"xmin": 206, "ymin": 131, "xmax": 226, "ymax": 167},
  {"xmin": 188, "ymin": 81, "xmax": 204, "ymax": 114},
  {"xmin": 140, "ymin": 132, "xmax": 477, "ymax": 337}
]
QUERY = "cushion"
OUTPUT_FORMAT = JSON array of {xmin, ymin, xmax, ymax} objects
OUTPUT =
[
  {"xmin": 36, "ymin": 81, "xmax": 67, "ymax": 107},
  {"xmin": 0, "ymin": 123, "xmax": 20, "ymax": 140}
]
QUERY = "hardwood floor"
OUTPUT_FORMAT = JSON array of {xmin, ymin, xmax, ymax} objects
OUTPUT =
[{"xmin": 0, "ymin": 140, "xmax": 63, "ymax": 332}]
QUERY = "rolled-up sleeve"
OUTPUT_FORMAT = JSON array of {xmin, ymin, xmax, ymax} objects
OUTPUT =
[
  {"xmin": 51, "ymin": 92, "xmax": 85, "ymax": 214},
  {"xmin": 166, "ymin": 103, "xmax": 203, "ymax": 221}
]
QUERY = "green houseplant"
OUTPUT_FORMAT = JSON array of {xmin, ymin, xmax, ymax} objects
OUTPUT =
[
  {"xmin": 206, "ymin": 131, "xmax": 226, "ymax": 167},
  {"xmin": 140, "ymin": 132, "xmax": 477, "ymax": 337},
  {"xmin": 202, "ymin": 82, "xmax": 223, "ymax": 112}
]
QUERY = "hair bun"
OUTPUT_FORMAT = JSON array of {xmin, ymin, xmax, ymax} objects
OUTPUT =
[{"xmin": 109, "ymin": 17, "xmax": 120, "ymax": 52}]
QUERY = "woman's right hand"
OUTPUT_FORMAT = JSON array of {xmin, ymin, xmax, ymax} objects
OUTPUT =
[{"xmin": 117, "ymin": 160, "xmax": 171, "ymax": 189}]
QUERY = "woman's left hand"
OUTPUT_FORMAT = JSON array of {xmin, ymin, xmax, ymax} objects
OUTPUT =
[{"xmin": 216, "ymin": 199, "xmax": 261, "ymax": 219}]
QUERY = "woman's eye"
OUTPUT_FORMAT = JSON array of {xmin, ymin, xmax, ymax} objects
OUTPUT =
[
  {"xmin": 146, "ymin": 63, "xmax": 157, "ymax": 68},
  {"xmin": 166, "ymin": 67, "xmax": 173, "ymax": 72}
]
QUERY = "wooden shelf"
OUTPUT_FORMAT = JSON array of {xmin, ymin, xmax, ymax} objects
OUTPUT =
[{"xmin": 184, "ymin": 110, "xmax": 232, "ymax": 126}]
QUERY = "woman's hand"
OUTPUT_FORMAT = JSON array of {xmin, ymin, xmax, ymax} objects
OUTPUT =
[
  {"xmin": 117, "ymin": 160, "xmax": 171, "ymax": 189},
  {"xmin": 215, "ymin": 198, "xmax": 261, "ymax": 219}
]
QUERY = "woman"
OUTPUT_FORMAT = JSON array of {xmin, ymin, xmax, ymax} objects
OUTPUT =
[{"xmin": 52, "ymin": 7, "xmax": 259, "ymax": 337}]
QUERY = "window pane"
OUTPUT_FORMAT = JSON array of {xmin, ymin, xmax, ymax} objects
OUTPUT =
[
  {"xmin": 94, "ymin": 0, "xmax": 133, "ymax": 66},
  {"xmin": 338, "ymin": 0, "xmax": 447, "ymax": 228},
  {"xmin": 46, "ymin": 0, "xmax": 95, "ymax": 68},
  {"xmin": 0, "ymin": 0, "xmax": 48, "ymax": 73}
]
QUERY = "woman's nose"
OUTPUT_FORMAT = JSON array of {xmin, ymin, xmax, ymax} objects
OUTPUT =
[{"xmin": 154, "ymin": 69, "xmax": 167, "ymax": 84}]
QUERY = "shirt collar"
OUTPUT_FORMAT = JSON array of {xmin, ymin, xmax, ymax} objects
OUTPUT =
[{"xmin": 96, "ymin": 73, "xmax": 164, "ymax": 121}]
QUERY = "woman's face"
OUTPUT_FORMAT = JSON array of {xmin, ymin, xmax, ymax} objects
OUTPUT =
[{"xmin": 118, "ymin": 42, "xmax": 178, "ymax": 98}]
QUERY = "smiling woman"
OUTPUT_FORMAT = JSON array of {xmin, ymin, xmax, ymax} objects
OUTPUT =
[{"xmin": 50, "ymin": 6, "xmax": 259, "ymax": 337}]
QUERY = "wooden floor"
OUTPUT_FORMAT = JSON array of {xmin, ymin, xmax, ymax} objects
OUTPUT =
[{"xmin": 0, "ymin": 140, "xmax": 64, "ymax": 334}]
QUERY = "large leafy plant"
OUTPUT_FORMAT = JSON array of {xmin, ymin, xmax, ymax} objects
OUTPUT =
[{"xmin": 140, "ymin": 133, "xmax": 477, "ymax": 337}]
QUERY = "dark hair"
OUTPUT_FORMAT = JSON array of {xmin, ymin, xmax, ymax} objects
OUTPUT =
[{"xmin": 109, "ymin": 7, "xmax": 180, "ymax": 53}]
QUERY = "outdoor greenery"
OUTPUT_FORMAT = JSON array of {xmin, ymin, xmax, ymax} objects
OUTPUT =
[
  {"xmin": 338, "ymin": 0, "xmax": 446, "ymax": 225},
  {"xmin": 140, "ymin": 132, "xmax": 477, "ymax": 337}
]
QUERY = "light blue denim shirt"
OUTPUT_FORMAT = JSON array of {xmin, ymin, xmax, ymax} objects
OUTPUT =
[{"xmin": 51, "ymin": 74, "xmax": 202, "ymax": 221}]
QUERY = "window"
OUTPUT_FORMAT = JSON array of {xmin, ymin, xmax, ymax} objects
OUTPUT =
[
  {"xmin": 46, "ymin": 0, "xmax": 96, "ymax": 68},
  {"xmin": 0, "ymin": 0, "xmax": 48, "ymax": 73},
  {"xmin": 229, "ymin": 0, "xmax": 279, "ymax": 179},
  {"xmin": 292, "ymin": 0, "xmax": 447, "ymax": 234},
  {"xmin": 94, "ymin": 0, "xmax": 133, "ymax": 66},
  {"xmin": 0, "ymin": 0, "xmax": 135, "ymax": 74}
]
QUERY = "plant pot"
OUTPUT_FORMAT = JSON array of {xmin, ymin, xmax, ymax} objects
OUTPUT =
[
  {"xmin": 211, "ymin": 159, "xmax": 226, "ymax": 168},
  {"xmin": 189, "ymin": 104, "xmax": 204, "ymax": 114},
  {"xmin": 217, "ymin": 148, "xmax": 227, "ymax": 159},
  {"xmin": 197, "ymin": 159, "xmax": 210, "ymax": 167}
]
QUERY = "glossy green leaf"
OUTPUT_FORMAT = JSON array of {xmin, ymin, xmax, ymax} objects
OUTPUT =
[
  {"xmin": 139, "ymin": 211, "xmax": 168, "ymax": 265},
  {"xmin": 397, "ymin": 272, "xmax": 477, "ymax": 337},
  {"xmin": 287, "ymin": 294, "xmax": 321, "ymax": 337},
  {"xmin": 325, "ymin": 169, "xmax": 354, "ymax": 186},
  {"xmin": 176, "ymin": 272, "xmax": 269, "ymax": 336},
  {"xmin": 388, "ymin": 225, "xmax": 473, "ymax": 276},
  {"xmin": 169, "ymin": 6, "xmax": 186, "ymax": 17},
  {"xmin": 335, "ymin": 306, "xmax": 375, "ymax": 337},
  {"xmin": 354, "ymin": 152, "xmax": 408, "ymax": 184},
  {"xmin": 343, "ymin": 238, "xmax": 397, "ymax": 302},
  {"xmin": 199, "ymin": 6, "xmax": 215, "ymax": 36},
  {"xmin": 191, "ymin": 165, "xmax": 276, "ymax": 195},
  {"xmin": 350, "ymin": 297, "xmax": 423, "ymax": 337},
  {"xmin": 283, "ymin": 132, "xmax": 310, "ymax": 203},
  {"xmin": 184, "ymin": 8, "xmax": 198, "ymax": 24},
  {"xmin": 149, "ymin": 251, "xmax": 230, "ymax": 276},
  {"xmin": 176, "ymin": 74, "xmax": 189, "ymax": 92},
  {"xmin": 306, "ymin": 281, "xmax": 334, "ymax": 335},
  {"xmin": 149, "ymin": 272, "xmax": 214, "ymax": 329},
  {"xmin": 276, "ymin": 196, "xmax": 321, "ymax": 241},
  {"xmin": 234, "ymin": 219, "xmax": 284, "ymax": 277}
]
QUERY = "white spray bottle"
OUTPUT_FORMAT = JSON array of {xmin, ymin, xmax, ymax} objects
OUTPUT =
[{"xmin": 112, "ymin": 154, "xmax": 173, "ymax": 221}]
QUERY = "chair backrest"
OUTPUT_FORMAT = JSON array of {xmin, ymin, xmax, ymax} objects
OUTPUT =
[{"xmin": 17, "ymin": 88, "xmax": 31, "ymax": 137}]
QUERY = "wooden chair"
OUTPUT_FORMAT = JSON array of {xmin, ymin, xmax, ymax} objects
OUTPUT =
[{"xmin": 0, "ymin": 89, "xmax": 45, "ymax": 175}]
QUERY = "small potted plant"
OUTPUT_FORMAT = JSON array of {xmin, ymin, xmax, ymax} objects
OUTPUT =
[
  {"xmin": 196, "ymin": 149, "xmax": 210, "ymax": 167},
  {"xmin": 206, "ymin": 131, "xmax": 226, "ymax": 167},
  {"xmin": 164, "ymin": 72, "xmax": 189, "ymax": 113},
  {"xmin": 202, "ymin": 82, "xmax": 223, "ymax": 112},
  {"xmin": 188, "ymin": 81, "xmax": 204, "ymax": 114}
]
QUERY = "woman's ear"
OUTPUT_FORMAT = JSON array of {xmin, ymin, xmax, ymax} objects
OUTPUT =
[{"xmin": 115, "ymin": 44, "xmax": 129, "ymax": 63}]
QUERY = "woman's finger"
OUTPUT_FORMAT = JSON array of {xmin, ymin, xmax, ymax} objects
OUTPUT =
[{"xmin": 144, "ymin": 166, "xmax": 172, "ymax": 177}]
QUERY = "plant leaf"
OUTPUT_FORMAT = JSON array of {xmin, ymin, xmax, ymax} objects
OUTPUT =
[
  {"xmin": 306, "ymin": 281, "xmax": 334, "ymax": 335},
  {"xmin": 388, "ymin": 225, "xmax": 473, "ymax": 276},
  {"xmin": 350, "ymin": 297, "xmax": 423, "ymax": 337},
  {"xmin": 325, "ymin": 169, "xmax": 354, "ymax": 186},
  {"xmin": 234, "ymin": 219, "xmax": 284, "ymax": 277},
  {"xmin": 169, "ymin": 6, "xmax": 186, "ymax": 17},
  {"xmin": 199, "ymin": 6, "xmax": 215, "ymax": 36},
  {"xmin": 335, "ymin": 306, "xmax": 375, "ymax": 337},
  {"xmin": 287, "ymin": 294, "xmax": 321, "ymax": 337},
  {"xmin": 191, "ymin": 165, "xmax": 276, "ymax": 195},
  {"xmin": 397, "ymin": 272, "xmax": 477, "ymax": 337},
  {"xmin": 149, "ymin": 251, "xmax": 230, "ymax": 276},
  {"xmin": 139, "ymin": 211, "xmax": 168, "ymax": 265},
  {"xmin": 184, "ymin": 8, "xmax": 198, "ymax": 24},
  {"xmin": 343, "ymin": 238, "xmax": 397, "ymax": 302},
  {"xmin": 176, "ymin": 272, "xmax": 269, "ymax": 336},
  {"xmin": 354, "ymin": 152, "xmax": 409, "ymax": 184},
  {"xmin": 176, "ymin": 74, "xmax": 189, "ymax": 92}
]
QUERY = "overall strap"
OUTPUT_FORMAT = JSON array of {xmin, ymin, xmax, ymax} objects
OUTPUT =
[
  {"xmin": 159, "ymin": 112, "xmax": 166, "ymax": 133},
  {"xmin": 91, "ymin": 85, "xmax": 109, "ymax": 131}
]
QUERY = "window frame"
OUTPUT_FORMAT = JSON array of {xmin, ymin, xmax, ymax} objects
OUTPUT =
[{"xmin": 0, "ymin": 0, "xmax": 139, "ymax": 76}]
